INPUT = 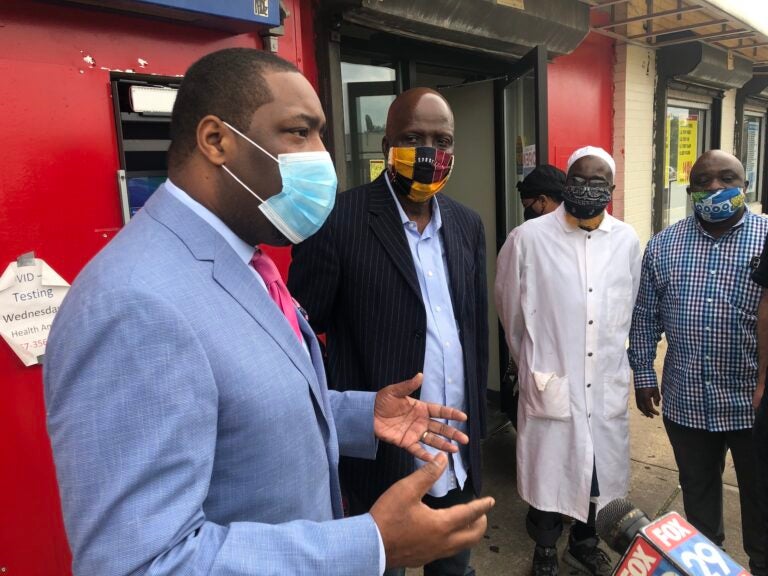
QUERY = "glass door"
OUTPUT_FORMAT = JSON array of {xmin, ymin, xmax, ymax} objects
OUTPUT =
[{"xmin": 495, "ymin": 45, "xmax": 548, "ymax": 238}]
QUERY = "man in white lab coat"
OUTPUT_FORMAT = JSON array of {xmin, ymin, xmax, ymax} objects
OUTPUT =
[{"xmin": 495, "ymin": 147, "xmax": 641, "ymax": 576}]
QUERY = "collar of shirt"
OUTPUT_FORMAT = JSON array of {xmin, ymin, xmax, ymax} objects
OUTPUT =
[
  {"xmin": 691, "ymin": 207, "xmax": 749, "ymax": 240},
  {"xmin": 164, "ymin": 179, "xmax": 267, "ymax": 292},
  {"xmin": 554, "ymin": 203, "xmax": 614, "ymax": 235},
  {"xmin": 384, "ymin": 173, "xmax": 442, "ymax": 235}
]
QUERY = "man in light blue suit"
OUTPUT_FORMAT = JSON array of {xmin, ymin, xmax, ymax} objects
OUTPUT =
[{"xmin": 43, "ymin": 48, "xmax": 494, "ymax": 576}]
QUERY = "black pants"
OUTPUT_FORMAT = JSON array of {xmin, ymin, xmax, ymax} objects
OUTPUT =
[
  {"xmin": 755, "ymin": 393, "xmax": 768, "ymax": 575},
  {"xmin": 664, "ymin": 417, "xmax": 766, "ymax": 573},
  {"xmin": 527, "ymin": 504, "xmax": 598, "ymax": 548},
  {"xmin": 527, "ymin": 463, "xmax": 600, "ymax": 548},
  {"xmin": 384, "ymin": 477, "xmax": 476, "ymax": 576}
]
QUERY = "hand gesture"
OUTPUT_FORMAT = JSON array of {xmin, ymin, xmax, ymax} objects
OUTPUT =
[
  {"xmin": 370, "ymin": 453, "xmax": 494, "ymax": 568},
  {"xmin": 374, "ymin": 373, "xmax": 469, "ymax": 462}
]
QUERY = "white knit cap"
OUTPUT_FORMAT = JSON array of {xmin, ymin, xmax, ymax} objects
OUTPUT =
[{"xmin": 566, "ymin": 146, "xmax": 615, "ymax": 178}]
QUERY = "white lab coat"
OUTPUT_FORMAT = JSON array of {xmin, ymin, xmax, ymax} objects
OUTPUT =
[{"xmin": 495, "ymin": 205, "xmax": 641, "ymax": 521}]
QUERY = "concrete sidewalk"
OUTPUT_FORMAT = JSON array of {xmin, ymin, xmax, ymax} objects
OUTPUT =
[
  {"xmin": 456, "ymin": 408, "xmax": 749, "ymax": 575},
  {"xmin": 407, "ymin": 338, "xmax": 752, "ymax": 575}
]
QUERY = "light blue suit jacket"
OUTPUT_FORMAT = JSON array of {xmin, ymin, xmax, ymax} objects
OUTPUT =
[{"xmin": 44, "ymin": 185, "xmax": 381, "ymax": 575}]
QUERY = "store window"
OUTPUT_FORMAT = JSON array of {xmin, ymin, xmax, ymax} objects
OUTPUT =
[
  {"xmin": 663, "ymin": 99, "xmax": 711, "ymax": 228},
  {"xmin": 742, "ymin": 110, "xmax": 765, "ymax": 204}
]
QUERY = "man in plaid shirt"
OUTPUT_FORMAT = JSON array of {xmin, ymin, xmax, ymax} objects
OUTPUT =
[{"xmin": 628, "ymin": 150, "xmax": 766, "ymax": 575}]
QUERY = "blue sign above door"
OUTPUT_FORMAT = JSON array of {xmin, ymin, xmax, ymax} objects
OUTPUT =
[{"xmin": 64, "ymin": 0, "xmax": 281, "ymax": 28}]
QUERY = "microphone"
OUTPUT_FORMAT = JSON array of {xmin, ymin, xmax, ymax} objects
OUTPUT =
[
  {"xmin": 596, "ymin": 498, "xmax": 651, "ymax": 553},
  {"xmin": 596, "ymin": 498, "xmax": 750, "ymax": 576}
]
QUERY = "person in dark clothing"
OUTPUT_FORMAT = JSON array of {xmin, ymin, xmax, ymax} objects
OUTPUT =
[
  {"xmin": 750, "ymin": 235, "xmax": 768, "ymax": 574},
  {"xmin": 289, "ymin": 88, "xmax": 489, "ymax": 576},
  {"xmin": 517, "ymin": 164, "xmax": 565, "ymax": 221}
]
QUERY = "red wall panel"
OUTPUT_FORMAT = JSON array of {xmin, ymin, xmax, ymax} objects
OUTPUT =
[
  {"xmin": 548, "ymin": 32, "xmax": 615, "ymax": 171},
  {"xmin": 0, "ymin": 1, "xmax": 308, "ymax": 573}
]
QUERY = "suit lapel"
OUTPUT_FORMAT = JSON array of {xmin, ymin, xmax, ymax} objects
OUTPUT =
[
  {"xmin": 146, "ymin": 185, "xmax": 329, "ymax": 424},
  {"xmin": 436, "ymin": 194, "xmax": 466, "ymax": 321},
  {"xmin": 367, "ymin": 177, "xmax": 422, "ymax": 300},
  {"xmin": 211, "ymin": 250, "xmax": 328, "ymax": 422}
]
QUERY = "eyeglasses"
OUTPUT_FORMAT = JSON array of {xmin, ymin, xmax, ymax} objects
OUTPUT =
[{"xmin": 567, "ymin": 176, "xmax": 611, "ymax": 187}]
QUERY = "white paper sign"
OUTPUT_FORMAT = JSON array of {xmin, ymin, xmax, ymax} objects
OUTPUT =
[
  {"xmin": 0, "ymin": 258, "xmax": 70, "ymax": 366},
  {"xmin": 523, "ymin": 144, "xmax": 537, "ymax": 178}
]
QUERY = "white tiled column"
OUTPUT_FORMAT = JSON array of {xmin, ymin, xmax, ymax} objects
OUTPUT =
[
  {"xmin": 614, "ymin": 44, "xmax": 657, "ymax": 246},
  {"xmin": 721, "ymin": 89, "xmax": 736, "ymax": 154}
]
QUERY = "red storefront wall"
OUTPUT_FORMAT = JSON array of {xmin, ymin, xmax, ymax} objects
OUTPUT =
[
  {"xmin": 548, "ymin": 32, "xmax": 615, "ymax": 174},
  {"xmin": 0, "ymin": 1, "xmax": 315, "ymax": 573}
]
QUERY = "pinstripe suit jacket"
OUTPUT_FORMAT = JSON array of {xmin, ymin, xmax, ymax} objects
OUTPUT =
[
  {"xmin": 288, "ymin": 175, "xmax": 489, "ymax": 512},
  {"xmin": 44, "ymin": 185, "xmax": 382, "ymax": 575}
]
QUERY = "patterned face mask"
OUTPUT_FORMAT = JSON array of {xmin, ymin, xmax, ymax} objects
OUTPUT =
[
  {"xmin": 562, "ymin": 184, "xmax": 612, "ymax": 219},
  {"xmin": 387, "ymin": 146, "xmax": 454, "ymax": 203},
  {"xmin": 690, "ymin": 187, "xmax": 745, "ymax": 222}
]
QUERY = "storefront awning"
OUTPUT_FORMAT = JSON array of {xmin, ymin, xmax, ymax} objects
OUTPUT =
[
  {"xmin": 741, "ymin": 77, "xmax": 768, "ymax": 102},
  {"xmin": 658, "ymin": 42, "xmax": 752, "ymax": 90},
  {"xmin": 323, "ymin": 0, "xmax": 590, "ymax": 59},
  {"xmin": 581, "ymin": 0, "xmax": 768, "ymax": 78}
]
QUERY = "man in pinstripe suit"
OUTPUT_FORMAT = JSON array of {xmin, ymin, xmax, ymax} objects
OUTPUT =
[{"xmin": 289, "ymin": 88, "xmax": 488, "ymax": 576}]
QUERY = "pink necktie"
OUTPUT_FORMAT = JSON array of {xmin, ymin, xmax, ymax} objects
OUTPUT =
[{"xmin": 251, "ymin": 250, "xmax": 303, "ymax": 342}]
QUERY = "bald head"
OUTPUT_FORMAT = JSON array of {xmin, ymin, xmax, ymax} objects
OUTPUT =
[
  {"xmin": 382, "ymin": 88, "xmax": 454, "ymax": 157},
  {"xmin": 689, "ymin": 150, "xmax": 746, "ymax": 192}
]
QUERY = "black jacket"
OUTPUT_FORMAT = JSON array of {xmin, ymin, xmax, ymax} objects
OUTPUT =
[{"xmin": 288, "ymin": 174, "xmax": 489, "ymax": 512}]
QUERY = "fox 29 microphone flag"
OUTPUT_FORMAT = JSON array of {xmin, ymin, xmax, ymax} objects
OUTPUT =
[{"xmin": 598, "ymin": 499, "xmax": 750, "ymax": 576}]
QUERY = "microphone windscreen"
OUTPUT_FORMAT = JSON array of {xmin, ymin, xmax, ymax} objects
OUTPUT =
[
  {"xmin": 596, "ymin": 498, "xmax": 636, "ymax": 537},
  {"xmin": 597, "ymin": 498, "xmax": 651, "ymax": 553}
]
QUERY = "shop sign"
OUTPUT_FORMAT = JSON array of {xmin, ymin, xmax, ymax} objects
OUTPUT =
[
  {"xmin": 104, "ymin": 0, "xmax": 279, "ymax": 26},
  {"xmin": 0, "ymin": 256, "xmax": 70, "ymax": 366},
  {"xmin": 522, "ymin": 144, "xmax": 536, "ymax": 177},
  {"xmin": 676, "ymin": 118, "xmax": 698, "ymax": 185},
  {"xmin": 745, "ymin": 119, "xmax": 760, "ymax": 196},
  {"xmin": 369, "ymin": 159, "xmax": 385, "ymax": 182}
]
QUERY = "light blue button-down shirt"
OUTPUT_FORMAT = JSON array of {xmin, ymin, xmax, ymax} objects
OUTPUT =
[
  {"xmin": 386, "ymin": 180, "xmax": 467, "ymax": 497},
  {"xmin": 165, "ymin": 179, "xmax": 386, "ymax": 573}
]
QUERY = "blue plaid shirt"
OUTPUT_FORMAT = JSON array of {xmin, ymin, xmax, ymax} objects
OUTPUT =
[{"xmin": 628, "ymin": 210, "xmax": 768, "ymax": 431}]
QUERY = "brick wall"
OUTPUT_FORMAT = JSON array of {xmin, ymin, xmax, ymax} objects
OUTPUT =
[{"xmin": 614, "ymin": 44, "xmax": 656, "ymax": 246}]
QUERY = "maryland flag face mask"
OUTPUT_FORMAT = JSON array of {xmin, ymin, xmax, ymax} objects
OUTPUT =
[{"xmin": 387, "ymin": 146, "xmax": 455, "ymax": 203}]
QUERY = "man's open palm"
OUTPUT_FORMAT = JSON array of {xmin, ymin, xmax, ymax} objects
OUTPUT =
[{"xmin": 374, "ymin": 373, "xmax": 469, "ymax": 462}]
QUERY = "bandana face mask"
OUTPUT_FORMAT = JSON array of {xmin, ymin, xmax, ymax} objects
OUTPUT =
[
  {"xmin": 387, "ymin": 146, "xmax": 454, "ymax": 203},
  {"xmin": 562, "ymin": 184, "xmax": 612, "ymax": 219},
  {"xmin": 690, "ymin": 187, "xmax": 745, "ymax": 222}
]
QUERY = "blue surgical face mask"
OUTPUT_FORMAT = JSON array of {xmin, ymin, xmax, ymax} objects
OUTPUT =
[
  {"xmin": 222, "ymin": 121, "xmax": 338, "ymax": 244},
  {"xmin": 690, "ymin": 187, "xmax": 745, "ymax": 223}
]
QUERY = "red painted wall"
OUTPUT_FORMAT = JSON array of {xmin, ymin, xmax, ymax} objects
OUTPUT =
[
  {"xmin": 548, "ymin": 32, "xmax": 615, "ymax": 171},
  {"xmin": 0, "ymin": 1, "xmax": 310, "ymax": 573}
]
